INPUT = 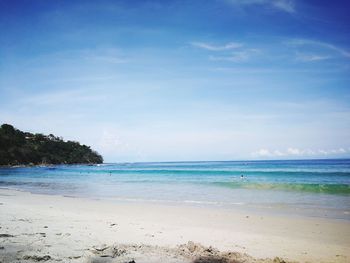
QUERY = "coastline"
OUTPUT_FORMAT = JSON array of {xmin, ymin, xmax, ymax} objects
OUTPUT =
[
  {"xmin": 0, "ymin": 189, "xmax": 349, "ymax": 263},
  {"xmin": 0, "ymin": 163, "xmax": 100, "ymax": 168}
]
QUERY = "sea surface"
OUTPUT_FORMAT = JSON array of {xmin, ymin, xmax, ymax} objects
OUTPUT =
[{"xmin": 1, "ymin": 159, "xmax": 350, "ymax": 220}]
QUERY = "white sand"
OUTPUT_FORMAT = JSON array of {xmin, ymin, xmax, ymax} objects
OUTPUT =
[{"xmin": 0, "ymin": 189, "xmax": 349, "ymax": 263}]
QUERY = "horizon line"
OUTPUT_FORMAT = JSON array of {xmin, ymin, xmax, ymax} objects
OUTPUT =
[{"xmin": 102, "ymin": 157, "xmax": 350, "ymax": 165}]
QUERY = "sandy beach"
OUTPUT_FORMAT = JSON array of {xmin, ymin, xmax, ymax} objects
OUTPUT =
[{"xmin": 0, "ymin": 189, "xmax": 349, "ymax": 263}]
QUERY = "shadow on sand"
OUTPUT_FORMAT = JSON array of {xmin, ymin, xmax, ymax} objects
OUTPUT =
[{"xmin": 193, "ymin": 255, "xmax": 240, "ymax": 263}]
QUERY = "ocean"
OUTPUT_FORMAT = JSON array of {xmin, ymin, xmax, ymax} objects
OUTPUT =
[{"xmin": 1, "ymin": 159, "xmax": 349, "ymax": 220}]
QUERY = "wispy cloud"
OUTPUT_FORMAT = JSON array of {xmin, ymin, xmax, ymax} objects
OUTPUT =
[
  {"xmin": 209, "ymin": 49, "xmax": 261, "ymax": 62},
  {"xmin": 252, "ymin": 147, "xmax": 349, "ymax": 158},
  {"xmin": 227, "ymin": 0, "xmax": 295, "ymax": 14},
  {"xmin": 191, "ymin": 41, "xmax": 243, "ymax": 51},
  {"xmin": 18, "ymin": 88, "xmax": 108, "ymax": 106},
  {"xmin": 88, "ymin": 55, "xmax": 128, "ymax": 64},
  {"xmin": 81, "ymin": 48, "xmax": 129, "ymax": 64},
  {"xmin": 272, "ymin": 0, "xmax": 295, "ymax": 13},
  {"xmin": 287, "ymin": 39, "xmax": 350, "ymax": 59},
  {"xmin": 191, "ymin": 41, "xmax": 261, "ymax": 63},
  {"xmin": 295, "ymin": 53, "xmax": 331, "ymax": 62}
]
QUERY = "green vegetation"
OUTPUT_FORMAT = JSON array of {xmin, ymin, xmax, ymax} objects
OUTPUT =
[{"xmin": 0, "ymin": 124, "xmax": 103, "ymax": 166}]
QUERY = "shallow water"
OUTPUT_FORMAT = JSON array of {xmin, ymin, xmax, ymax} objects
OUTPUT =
[{"xmin": 1, "ymin": 159, "xmax": 349, "ymax": 220}]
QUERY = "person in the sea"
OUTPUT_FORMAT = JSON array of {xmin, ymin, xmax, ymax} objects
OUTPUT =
[{"xmin": 240, "ymin": 174, "xmax": 244, "ymax": 179}]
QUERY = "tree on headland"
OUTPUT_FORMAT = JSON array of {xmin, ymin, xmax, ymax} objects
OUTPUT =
[{"xmin": 0, "ymin": 124, "xmax": 103, "ymax": 166}]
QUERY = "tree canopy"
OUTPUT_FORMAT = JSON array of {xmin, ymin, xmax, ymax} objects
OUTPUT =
[{"xmin": 0, "ymin": 124, "xmax": 103, "ymax": 166}]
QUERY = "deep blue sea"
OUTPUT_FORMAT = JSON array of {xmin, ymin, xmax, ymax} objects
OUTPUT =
[{"xmin": 1, "ymin": 159, "xmax": 349, "ymax": 220}]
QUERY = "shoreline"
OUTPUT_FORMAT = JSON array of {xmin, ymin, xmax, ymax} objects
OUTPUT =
[
  {"xmin": 1, "ymin": 184, "xmax": 349, "ymax": 222},
  {"xmin": 1, "ymin": 189, "xmax": 349, "ymax": 263}
]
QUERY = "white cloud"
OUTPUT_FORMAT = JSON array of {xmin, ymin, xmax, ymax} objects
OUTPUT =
[
  {"xmin": 209, "ymin": 49, "xmax": 261, "ymax": 62},
  {"xmin": 318, "ymin": 149, "xmax": 328, "ymax": 155},
  {"xmin": 98, "ymin": 130, "xmax": 130, "ymax": 153},
  {"xmin": 252, "ymin": 147, "xmax": 349, "ymax": 158},
  {"xmin": 227, "ymin": 0, "xmax": 295, "ymax": 14},
  {"xmin": 191, "ymin": 41, "xmax": 260, "ymax": 63},
  {"xmin": 272, "ymin": 0, "xmax": 295, "ymax": 13},
  {"xmin": 287, "ymin": 39, "xmax": 350, "ymax": 59},
  {"xmin": 338, "ymin": 148, "xmax": 346, "ymax": 153},
  {"xmin": 89, "ymin": 55, "xmax": 128, "ymax": 64},
  {"xmin": 191, "ymin": 41, "xmax": 243, "ymax": 51},
  {"xmin": 273, "ymin": 150, "xmax": 284, "ymax": 156},
  {"xmin": 296, "ymin": 53, "xmax": 330, "ymax": 62},
  {"xmin": 286, "ymin": 148, "xmax": 299, "ymax": 155},
  {"xmin": 18, "ymin": 88, "xmax": 108, "ymax": 106},
  {"xmin": 82, "ymin": 48, "xmax": 129, "ymax": 64},
  {"xmin": 252, "ymin": 149, "xmax": 272, "ymax": 157},
  {"xmin": 210, "ymin": 52, "xmax": 248, "ymax": 62},
  {"xmin": 303, "ymin": 149, "xmax": 316, "ymax": 155}
]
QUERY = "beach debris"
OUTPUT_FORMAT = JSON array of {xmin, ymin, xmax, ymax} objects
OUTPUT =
[
  {"xmin": 178, "ymin": 241, "xmax": 219, "ymax": 258},
  {"xmin": 85, "ymin": 242, "xmax": 293, "ymax": 263},
  {"xmin": 177, "ymin": 241, "xmax": 268, "ymax": 263},
  {"xmin": 273, "ymin": 257, "xmax": 287, "ymax": 263},
  {"xmin": 112, "ymin": 248, "xmax": 126, "ymax": 258},
  {"xmin": 0, "ymin": 233, "xmax": 14, "ymax": 238},
  {"xmin": 91, "ymin": 245, "xmax": 127, "ymax": 259},
  {"xmin": 91, "ymin": 245, "xmax": 113, "ymax": 257},
  {"xmin": 22, "ymin": 255, "xmax": 51, "ymax": 261},
  {"xmin": 91, "ymin": 245, "xmax": 110, "ymax": 254},
  {"xmin": 68, "ymin": 255, "xmax": 81, "ymax": 259},
  {"xmin": 18, "ymin": 218, "xmax": 31, "ymax": 222}
]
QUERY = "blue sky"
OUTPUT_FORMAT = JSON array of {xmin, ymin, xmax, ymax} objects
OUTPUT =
[{"xmin": 0, "ymin": 0, "xmax": 350, "ymax": 162}]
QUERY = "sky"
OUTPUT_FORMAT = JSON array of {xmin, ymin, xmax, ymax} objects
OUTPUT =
[{"xmin": 0, "ymin": 0, "xmax": 350, "ymax": 162}]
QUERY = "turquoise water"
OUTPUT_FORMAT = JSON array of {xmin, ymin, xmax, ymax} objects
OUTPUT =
[{"xmin": 0, "ymin": 159, "xmax": 349, "ymax": 220}]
